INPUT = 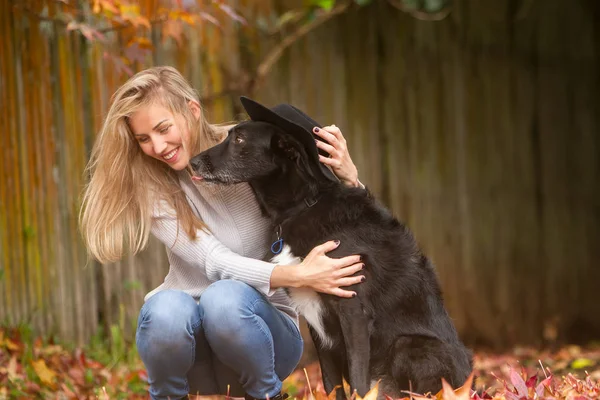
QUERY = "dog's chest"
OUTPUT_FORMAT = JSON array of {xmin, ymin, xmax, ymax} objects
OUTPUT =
[{"xmin": 271, "ymin": 246, "xmax": 334, "ymax": 349}]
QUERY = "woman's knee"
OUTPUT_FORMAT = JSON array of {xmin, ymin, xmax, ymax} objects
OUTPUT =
[
  {"xmin": 199, "ymin": 280, "xmax": 260, "ymax": 334},
  {"xmin": 136, "ymin": 290, "xmax": 201, "ymax": 359}
]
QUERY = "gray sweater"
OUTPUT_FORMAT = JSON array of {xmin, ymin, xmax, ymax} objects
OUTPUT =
[{"xmin": 146, "ymin": 171, "xmax": 298, "ymax": 327}]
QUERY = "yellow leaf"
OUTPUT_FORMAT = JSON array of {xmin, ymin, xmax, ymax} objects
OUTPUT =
[
  {"xmin": 119, "ymin": 3, "xmax": 138, "ymax": 15},
  {"xmin": 455, "ymin": 372, "xmax": 474, "ymax": 399},
  {"xmin": 180, "ymin": 13, "xmax": 196, "ymax": 25},
  {"xmin": 101, "ymin": 0, "xmax": 120, "ymax": 14},
  {"xmin": 441, "ymin": 372, "xmax": 474, "ymax": 400},
  {"xmin": 571, "ymin": 357, "xmax": 595, "ymax": 369},
  {"xmin": 4, "ymin": 338, "xmax": 20, "ymax": 351},
  {"xmin": 32, "ymin": 359, "xmax": 57, "ymax": 387},
  {"xmin": 342, "ymin": 377, "xmax": 351, "ymax": 399},
  {"xmin": 132, "ymin": 36, "xmax": 153, "ymax": 49},
  {"xmin": 359, "ymin": 380, "xmax": 379, "ymax": 400}
]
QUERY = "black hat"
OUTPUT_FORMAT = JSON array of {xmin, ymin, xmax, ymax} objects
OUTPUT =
[{"xmin": 240, "ymin": 96, "xmax": 339, "ymax": 182}]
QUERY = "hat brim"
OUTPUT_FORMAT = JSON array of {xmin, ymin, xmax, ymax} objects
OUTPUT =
[{"xmin": 240, "ymin": 96, "xmax": 338, "ymax": 182}]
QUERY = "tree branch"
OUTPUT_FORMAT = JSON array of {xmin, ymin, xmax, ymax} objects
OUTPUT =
[{"xmin": 249, "ymin": 1, "xmax": 353, "ymax": 93}]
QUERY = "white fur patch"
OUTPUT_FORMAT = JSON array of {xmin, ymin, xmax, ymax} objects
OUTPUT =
[{"xmin": 271, "ymin": 245, "xmax": 333, "ymax": 349}]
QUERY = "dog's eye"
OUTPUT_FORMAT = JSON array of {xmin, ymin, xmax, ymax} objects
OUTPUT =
[{"xmin": 234, "ymin": 136, "xmax": 245, "ymax": 144}]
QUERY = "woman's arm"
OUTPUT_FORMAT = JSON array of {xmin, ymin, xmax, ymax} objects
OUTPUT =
[{"xmin": 152, "ymin": 201, "xmax": 364, "ymax": 297}]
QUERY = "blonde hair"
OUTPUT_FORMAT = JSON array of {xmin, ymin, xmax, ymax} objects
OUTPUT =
[{"xmin": 80, "ymin": 66, "xmax": 225, "ymax": 263}]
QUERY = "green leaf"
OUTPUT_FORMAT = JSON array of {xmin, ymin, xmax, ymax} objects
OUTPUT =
[
  {"xmin": 309, "ymin": 0, "xmax": 336, "ymax": 11},
  {"xmin": 85, "ymin": 368, "xmax": 95, "ymax": 384}
]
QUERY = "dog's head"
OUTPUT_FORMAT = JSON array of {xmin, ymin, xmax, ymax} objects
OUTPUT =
[{"xmin": 190, "ymin": 120, "xmax": 318, "ymax": 184}]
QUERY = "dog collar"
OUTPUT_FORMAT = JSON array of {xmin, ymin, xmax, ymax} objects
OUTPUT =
[{"xmin": 270, "ymin": 195, "xmax": 320, "ymax": 255}]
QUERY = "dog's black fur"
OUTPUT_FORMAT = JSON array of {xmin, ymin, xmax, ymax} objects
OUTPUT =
[{"xmin": 190, "ymin": 121, "xmax": 473, "ymax": 398}]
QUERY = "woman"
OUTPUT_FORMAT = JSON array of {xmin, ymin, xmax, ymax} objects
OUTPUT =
[{"xmin": 80, "ymin": 66, "xmax": 365, "ymax": 400}]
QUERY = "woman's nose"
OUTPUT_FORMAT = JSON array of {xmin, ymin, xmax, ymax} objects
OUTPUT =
[{"xmin": 152, "ymin": 138, "xmax": 167, "ymax": 155}]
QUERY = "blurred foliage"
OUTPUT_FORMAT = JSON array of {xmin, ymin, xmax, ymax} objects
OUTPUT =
[
  {"xmin": 12, "ymin": 0, "xmax": 452, "ymax": 77},
  {"xmin": 1, "ymin": 323, "xmax": 600, "ymax": 399}
]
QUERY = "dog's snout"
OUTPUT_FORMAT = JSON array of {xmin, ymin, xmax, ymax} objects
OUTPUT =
[
  {"xmin": 189, "ymin": 154, "xmax": 213, "ymax": 173},
  {"xmin": 200, "ymin": 154, "xmax": 213, "ymax": 173},
  {"xmin": 190, "ymin": 156, "xmax": 201, "ymax": 172}
]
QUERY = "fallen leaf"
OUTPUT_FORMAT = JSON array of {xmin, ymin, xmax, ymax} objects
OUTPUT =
[
  {"xmin": 7, "ymin": 355, "xmax": 18, "ymax": 381},
  {"xmin": 360, "ymin": 380, "xmax": 379, "ymax": 400},
  {"xmin": 32, "ymin": 359, "xmax": 57, "ymax": 388},
  {"xmin": 571, "ymin": 358, "xmax": 595, "ymax": 369},
  {"xmin": 509, "ymin": 368, "xmax": 528, "ymax": 396}
]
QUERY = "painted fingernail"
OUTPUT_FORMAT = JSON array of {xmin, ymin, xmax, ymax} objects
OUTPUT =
[
  {"xmin": 313, "ymin": 127, "xmax": 320, "ymax": 133},
  {"xmin": 361, "ymin": 276, "xmax": 366, "ymax": 282},
  {"xmin": 361, "ymin": 263, "xmax": 365, "ymax": 269},
  {"xmin": 352, "ymin": 293, "xmax": 357, "ymax": 297},
  {"xmin": 334, "ymin": 240, "xmax": 340, "ymax": 246}
]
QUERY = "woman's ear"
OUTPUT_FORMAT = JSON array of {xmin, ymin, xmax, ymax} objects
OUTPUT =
[{"xmin": 188, "ymin": 100, "xmax": 201, "ymax": 121}]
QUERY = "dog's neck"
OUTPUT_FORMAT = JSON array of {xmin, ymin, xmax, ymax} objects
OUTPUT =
[{"xmin": 249, "ymin": 163, "xmax": 332, "ymax": 227}]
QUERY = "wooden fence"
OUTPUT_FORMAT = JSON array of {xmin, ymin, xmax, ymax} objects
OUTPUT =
[{"xmin": 1, "ymin": 0, "xmax": 599, "ymax": 348}]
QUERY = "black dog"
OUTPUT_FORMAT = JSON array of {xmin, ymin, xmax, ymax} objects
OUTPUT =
[{"xmin": 190, "ymin": 113, "xmax": 472, "ymax": 398}]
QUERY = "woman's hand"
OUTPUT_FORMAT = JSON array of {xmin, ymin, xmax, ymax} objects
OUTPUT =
[
  {"xmin": 289, "ymin": 240, "xmax": 364, "ymax": 298},
  {"xmin": 313, "ymin": 125, "xmax": 360, "ymax": 188}
]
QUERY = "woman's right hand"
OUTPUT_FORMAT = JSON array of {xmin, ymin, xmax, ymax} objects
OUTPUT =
[{"xmin": 295, "ymin": 240, "xmax": 364, "ymax": 298}]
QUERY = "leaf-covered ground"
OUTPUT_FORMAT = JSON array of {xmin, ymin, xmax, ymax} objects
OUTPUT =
[{"xmin": 1, "ymin": 326, "xmax": 599, "ymax": 399}]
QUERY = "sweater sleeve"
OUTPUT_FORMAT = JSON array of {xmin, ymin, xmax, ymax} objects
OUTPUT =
[{"xmin": 151, "ymin": 200, "xmax": 276, "ymax": 296}]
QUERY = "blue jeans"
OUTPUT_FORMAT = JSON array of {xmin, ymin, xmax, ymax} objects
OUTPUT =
[{"xmin": 135, "ymin": 280, "xmax": 303, "ymax": 400}]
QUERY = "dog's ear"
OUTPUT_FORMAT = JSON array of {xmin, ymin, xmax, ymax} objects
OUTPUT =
[
  {"xmin": 271, "ymin": 133, "xmax": 317, "ymax": 179},
  {"xmin": 272, "ymin": 134, "xmax": 300, "ymax": 161}
]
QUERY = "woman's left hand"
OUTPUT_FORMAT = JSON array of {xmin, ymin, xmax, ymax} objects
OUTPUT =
[{"xmin": 313, "ymin": 125, "xmax": 360, "ymax": 188}]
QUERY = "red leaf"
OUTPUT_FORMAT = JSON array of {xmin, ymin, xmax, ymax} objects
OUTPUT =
[
  {"xmin": 525, "ymin": 374, "xmax": 537, "ymax": 388},
  {"xmin": 75, "ymin": 348, "xmax": 87, "ymax": 368},
  {"xmin": 536, "ymin": 375, "xmax": 553, "ymax": 397},
  {"xmin": 509, "ymin": 368, "xmax": 528, "ymax": 396}
]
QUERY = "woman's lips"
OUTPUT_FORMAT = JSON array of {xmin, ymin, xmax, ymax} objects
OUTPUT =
[{"xmin": 162, "ymin": 147, "xmax": 180, "ymax": 163}]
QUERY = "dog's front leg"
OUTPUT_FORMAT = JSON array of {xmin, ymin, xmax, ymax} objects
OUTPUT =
[
  {"xmin": 309, "ymin": 326, "xmax": 346, "ymax": 400},
  {"xmin": 338, "ymin": 298, "xmax": 371, "ymax": 397}
]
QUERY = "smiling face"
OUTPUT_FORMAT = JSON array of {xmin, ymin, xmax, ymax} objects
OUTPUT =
[{"xmin": 128, "ymin": 102, "xmax": 196, "ymax": 171}]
